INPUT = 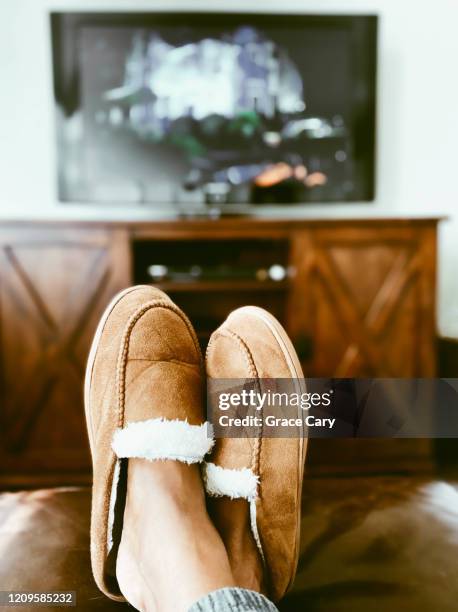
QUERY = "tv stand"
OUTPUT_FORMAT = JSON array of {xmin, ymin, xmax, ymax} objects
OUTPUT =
[{"xmin": 0, "ymin": 216, "xmax": 440, "ymax": 487}]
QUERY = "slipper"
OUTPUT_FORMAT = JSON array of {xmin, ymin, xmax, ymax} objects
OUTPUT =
[
  {"xmin": 84, "ymin": 285, "xmax": 213, "ymax": 600},
  {"xmin": 203, "ymin": 306, "xmax": 307, "ymax": 602}
]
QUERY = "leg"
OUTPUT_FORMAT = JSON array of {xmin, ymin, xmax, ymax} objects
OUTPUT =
[
  {"xmin": 117, "ymin": 459, "xmax": 236, "ymax": 612},
  {"xmin": 208, "ymin": 497, "xmax": 264, "ymax": 593}
]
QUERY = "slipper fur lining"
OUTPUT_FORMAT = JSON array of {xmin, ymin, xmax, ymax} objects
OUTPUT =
[
  {"xmin": 112, "ymin": 418, "xmax": 214, "ymax": 463},
  {"xmin": 203, "ymin": 461, "xmax": 259, "ymax": 501},
  {"xmin": 203, "ymin": 461, "xmax": 265, "ymax": 563}
]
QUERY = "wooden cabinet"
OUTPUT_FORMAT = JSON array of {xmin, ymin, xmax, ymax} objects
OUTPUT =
[{"xmin": 0, "ymin": 218, "xmax": 439, "ymax": 487}]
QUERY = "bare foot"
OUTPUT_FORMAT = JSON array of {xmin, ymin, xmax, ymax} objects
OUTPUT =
[
  {"xmin": 117, "ymin": 459, "xmax": 235, "ymax": 612},
  {"xmin": 208, "ymin": 497, "xmax": 265, "ymax": 593}
]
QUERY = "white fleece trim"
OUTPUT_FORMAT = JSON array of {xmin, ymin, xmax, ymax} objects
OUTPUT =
[
  {"xmin": 107, "ymin": 459, "xmax": 121, "ymax": 554},
  {"xmin": 112, "ymin": 418, "xmax": 214, "ymax": 463},
  {"xmin": 250, "ymin": 498, "xmax": 266, "ymax": 564},
  {"xmin": 203, "ymin": 462, "xmax": 265, "ymax": 563},
  {"xmin": 203, "ymin": 462, "xmax": 259, "ymax": 501}
]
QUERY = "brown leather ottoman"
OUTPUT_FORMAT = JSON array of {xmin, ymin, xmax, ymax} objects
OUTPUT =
[
  {"xmin": 1, "ymin": 477, "xmax": 458, "ymax": 611},
  {"xmin": 0, "ymin": 488, "xmax": 123, "ymax": 611},
  {"xmin": 284, "ymin": 476, "xmax": 458, "ymax": 612}
]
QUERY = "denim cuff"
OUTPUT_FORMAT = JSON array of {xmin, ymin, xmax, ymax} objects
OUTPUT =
[{"xmin": 188, "ymin": 587, "xmax": 279, "ymax": 612}]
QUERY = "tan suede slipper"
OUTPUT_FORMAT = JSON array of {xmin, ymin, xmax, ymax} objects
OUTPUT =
[
  {"xmin": 84, "ymin": 285, "xmax": 213, "ymax": 601},
  {"xmin": 203, "ymin": 306, "xmax": 307, "ymax": 602}
]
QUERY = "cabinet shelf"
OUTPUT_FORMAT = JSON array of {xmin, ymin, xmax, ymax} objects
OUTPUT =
[{"xmin": 150, "ymin": 280, "xmax": 290, "ymax": 293}]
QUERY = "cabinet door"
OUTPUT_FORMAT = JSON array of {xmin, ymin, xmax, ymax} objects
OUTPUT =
[
  {"xmin": 287, "ymin": 223, "xmax": 437, "ymax": 475},
  {"xmin": 0, "ymin": 226, "xmax": 131, "ymax": 487},
  {"xmin": 288, "ymin": 224, "xmax": 437, "ymax": 377}
]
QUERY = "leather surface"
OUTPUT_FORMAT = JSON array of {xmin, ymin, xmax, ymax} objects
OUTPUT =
[{"xmin": 2, "ymin": 476, "xmax": 457, "ymax": 611}]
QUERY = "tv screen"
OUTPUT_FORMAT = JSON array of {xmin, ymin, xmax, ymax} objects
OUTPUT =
[{"xmin": 51, "ymin": 12, "xmax": 377, "ymax": 209}]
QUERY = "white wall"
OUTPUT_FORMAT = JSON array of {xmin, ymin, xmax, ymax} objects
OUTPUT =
[{"xmin": 1, "ymin": 0, "xmax": 458, "ymax": 337}]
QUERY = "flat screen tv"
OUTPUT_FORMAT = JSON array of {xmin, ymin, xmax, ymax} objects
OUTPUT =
[{"xmin": 51, "ymin": 12, "xmax": 377, "ymax": 211}]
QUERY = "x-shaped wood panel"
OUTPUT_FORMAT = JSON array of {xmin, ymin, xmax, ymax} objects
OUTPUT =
[
  {"xmin": 0, "ymin": 244, "xmax": 111, "ymax": 451},
  {"xmin": 312, "ymin": 245, "xmax": 420, "ymax": 376}
]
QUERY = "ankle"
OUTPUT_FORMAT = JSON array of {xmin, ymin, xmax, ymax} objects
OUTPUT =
[
  {"xmin": 209, "ymin": 497, "xmax": 264, "ymax": 593},
  {"xmin": 117, "ymin": 528, "xmax": 153, "ymax": 612},
  {"xmin": 117, "ymin": 459, "xmax": 236, "ymax": 611}
]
